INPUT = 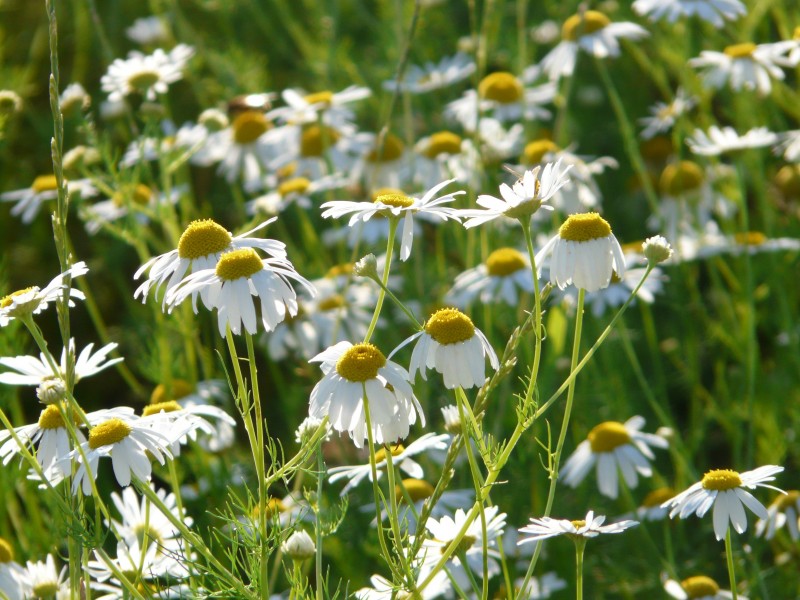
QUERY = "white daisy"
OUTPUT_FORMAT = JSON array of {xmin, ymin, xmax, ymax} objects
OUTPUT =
[
  {"xmin": 535, "ymin": 212, "xmax": 626, "ymax": 292},
  {"xmin": 755, "ymin": 490, "xmax": 800, "ymax": 541},
  {"xmin": 209, "ymin": 110, "xmax": 281, "ymax": 191},
  {"xmin": 134, "ymin": 218, "xmax": 287, "ymax": 309},
  {"xmin": 246, "ymin": 173, "xmax": 347, "ymax": 216},
  {"xmin": 394, "ymin": 307, "xmax": 498, "ymax": 389},
  {"xmin": 513, "ymin": 573, "xmax": 568, "ymax": 599},
  {"xmin": 109, "ymin": 484, "xmax": 190, "ymax": 549},
  {"xmin": 460, "ymin": 161, "xmax": 572, "ymax": 227},
  {"xmin": 383, "ymin": 52, "xmax": 475, "ymax": 94},
  {"xmin": 87, "ymin": 537, "xmax": 189, "ymax": 588},
  {"xmin": 355, "ymin": 571, "xmax": 451, "ymax": 600},
  {"xmin": 369, "ymin": 480, "xmax": 473, "ymax": 531},
  {"xmin": 0, "ymin": 539, "xmax": 26, "ymax": 600},
  {"xmin": 559, "ymin": 416, "xmax": 669, "ymax": 499},
  {"xmin": 687, "ymin": 126, "xmax": 778, "ymax": 156},
  {"xmin": 308, "ymin": 341, "xmax": 423, "ymax": 448},
  {"xmin": 662, "ymin": 465, "xmax": 785, "ymax": 541},
  {"xmin": 59, "ymin": 82, "xmax": 90, "ymax": 116},
  {"xmin": 349, "ymin": 132, "xmax": 415, "ymax": 191},
  {"xmin": 539, "ymin": 11, "xmax": 648, "ymax": 81},
  {"xmin": 446, "ymin": 247, "xmax": 535, "ymax": 307},
  {"xmin": 101, "ymin": 44, "xmax": 194, "ymax": 102},
  {"xmin": 0, "ymin": 340, "xmax": 122, "ymax": 387},
  {"xmin": 689, "ymin": 41, "xmax": 795, "ymax": 97},
  {"xmin": 774, "ymin": 129, "xmax": 800, "ymax": 162},
  {"xmin": 141, "ymin": 392, "xmax": 236, "ymax": 454},
  {"xmin": 633, "ymin": 0, "xmax": 746, "ymax": 27},
  {"xmin": 82, "ymin": 184, "xmax": 181, "ymax": 235},
  {"xmin": 664, "ymin": 574, "xmax": 742, "ymax": 599},
  {"xmin": 0, "ymin": 261, "xmax": 88, "ymax": 327},
  {"xmin": 413, "ymin": 130, "xmax": 482, "ymax": 190},
  {"xmin": 321, "ymin": 179, "xmax": 464, "ymax": 261},
  {"xmin": 1, "ymin": 175, "xmax": 96, "ymax": 224},
  {"xmin": 445, "ymin": 79, "xmax": 555, "ymax": 130},
  {"xmin": 639, "ymin": 90, "xmax": 696, "ymax": 140},
  {"xmin": 268, "ymin": 85, "xmax": 370, "ymax": 129},
  {"xmin": 518, "ymin": 510, "xmax": 638, "ymax": 544},
  {"xmin": 23, "ymin": 554, "xmax": 68, "ymax": 599},
  {"xmin": 636, "ymin": 487, "xmax": 677, "ymax": 521},
  {"xmin": 126, "ymin": 15, "xmax": 170, "ymax": 46}
]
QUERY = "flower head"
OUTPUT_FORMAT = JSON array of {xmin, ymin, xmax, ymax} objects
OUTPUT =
[
  {"xmin": 0, "ymin": 262, "xmax": 88, "ymax": 327},
  {"xmin": 446, "ymin": 247, "xmax": 535, "ymax": 307},
  {"xmin": 518, "ymin": 510, "xmax": 638, "ymax": 544},
  {"xmin": 101, "ymin": 44, "xmax": 194, "ymax": 102},
  {"xmin": 755, "ymin": 490, "xmax": 800, "ymax": 540},
  {"xmin": 663, "ymin": 573, "xmax": 742, "ymax": 599},
  {"xmin": 687, "ymin": 126, "xmax": 777, "ymax": 156},
  {"xmin": 633, "ymin": 0, "xmax": 746, "ymax": 27},
  {"xmin": 383, "ymin": 52, "xmax": 475, "ymax": 94}
]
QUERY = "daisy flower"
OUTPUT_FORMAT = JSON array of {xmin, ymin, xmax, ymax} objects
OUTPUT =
[
  {"xmin": 535, "ymin": 212, "xmax": 625, "ymax": 292},
  {"xmin": 774, "ymin": 129, "xmax": 800, "ymax": 162},
  {"xmin": 689, "ymin": 41, "xmax": 795, "ymax": 97},
  {"xmin": 126, "ymin": 15, "xmax": 170, "ymax": 46},
  {"xmin": 1, "ymin": 175, "xmax": 96, "ymax": 224},
  {"xmin": 23, "ymin": 554, "xmax": 68, "ymax": 599},
  {"xmin": 394, "ymin": 307, "xmax": 498, "ymax": 389},
  {"xmin": 513, "ymin": 573, "xmax": 568, "ymax": 599},
  {"xmin": 101, "ymin": 44, "xmax": 194, "ymax": 102},
  {"xmin": 210, "ymin": 110, "xmax": 281, "ymax": 191},
  {"xmin": 142, "ymin": 393, "xmax": 236, "ymax": 454},
  {"xmin": 662, "ymin": 465, "xmax": 785, "ymax": 541},
  {"xmin": 308, "ymin": 341, "xmax": 423, "ymax": 448},
  {"xmin": 372, "ymin": 480, "xmax": 473, "ymax": 531},
  {"xmin": 281, "ymin": 530, "xmax": 316, "ymax": 561},
  {"xmin": 755, "ymin": 490, "xmax": 800, "ymax": 540},
  {"xmin": 518, "ymin": 510, "xmax": 638, "ymax": 545},
  {"xmin": 349, "ymin": 132, "xmax": 415, "ymax": 190},
  {"xmin": 59, "ymin": 82, "xmax": 90, "ymax": 116},
  {"xmin": 559, "ymin": 416, "xmax": 669, "ymax": 499},
  {"xmin": 268, "ymin": 85, "xmax": 370, "ymax": 129},
  {"xmin": 460, "ymin": 161, "xmax": 572, "ymax": 227},
  {"xmin": 639, "ymin": 90, "xmax": 696, "ymax": 140},
  {"xmin": 247, "ymin": 173, "xmax": 347, "ymax": 216},
  {"xmin": 82, "ymin": 183, "xmax": 181, "ymax": 235},
  {"xmin": 109, "ymin": 484, "xmax": 190, "ymax": 549},
  {"xmin": 636, "ymin": 487, "xmax": 677, "ymax": 521},
  {"xmin": 0, "ymin": 261, "xmax": 88, "ymax": 327},
  {"xmin": 633, "ymin": 0, "xmax": 746, "ymax": 27},
  {"xmin": 383, "ymin": 52, "xmax": 475, "ymax": 94},
  {"xmin": 539, "ymin": 10, "xmax": 648, "ymax": 82},
  {"xmin": 687, "ymin": 126, "xmax": 778, "ymax": 156},
  {"xmin": 134, "ymin": 218, "xmax": 287, "ymax": 309},
  {"xmin": 321, "ymin": 179, "xmax": 464, "ymax": 261},
  {"xmin": 355, "ymin": 571, "xmax": 451, "ymax": 600},
  {"xmin": 663, "ymin": 574, "xmax": 742, "ymax": 599},
  {"xmin": 445, "ymin": 78, "xmax": 555, "ymax": 130},
  {"xmin": 0, "ymin": 539, "xmax": 26, "ymax": 600},
  {"xmin": 446, "ymin": 247, "xmax": 535, "ymax": 307},
  {"xmin": 87, "ymin": 536, "xmax": 189, "ymax": 588},
  {"xmin": 0, "ymin": 340, "xmax": 122, "ymax": 388}
]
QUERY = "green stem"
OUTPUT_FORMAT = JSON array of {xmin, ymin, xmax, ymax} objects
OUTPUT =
[
  {"xmin": 574, "ymin": 537, "xmax": 586, "ymax": 600},
  {"xmin": 315, "ymin": 445, "xmax": 324, "ymax": 600},
  {"xmin": 364, "ymin": 218, "xmax": 398, "ymax": 343},
  {"xmin": 725, "ymin": 527, "xmax": 739, "ymax": 600}
]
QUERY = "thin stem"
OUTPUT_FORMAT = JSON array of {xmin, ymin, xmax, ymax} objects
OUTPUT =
[
  {"xmin": 364, "ymin": 218, "xmax": 398, "ymax": 343},
  {"xmin": 725, "ymin": 527, "xmax": 739, "ymax": 600},
  {"xmin": 574, "ymin": 538, "xmax": 586, "ymax": 600},
  {"xmin": 315, "ymin": 445, "xmax": 324, "ymax": 600}
]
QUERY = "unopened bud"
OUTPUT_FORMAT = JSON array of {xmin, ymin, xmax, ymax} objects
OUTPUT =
[
  {"xmin": 642, "ymin": 235, "xmax": 673, "ymax": 265},
  {"xmin": 353, "ymin": 254, "xmax": 379, "ymax": 279},
  {"xmin": 37, "ymin": 379, "xmax": 67, "ymax": 405},
  {"xmin": 199, "ymin": 108, "xmax": 229, "ymax": 132},
  {"xmin": 282, "ymin": 530, "xmax": 316, "ymax": 561}
]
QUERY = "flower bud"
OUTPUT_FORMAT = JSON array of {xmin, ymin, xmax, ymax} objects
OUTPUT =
[
  {"xmin": 353, "ymin": 254, "xmax": 379, "ymax": 279},
  {"xmin": 642, "ymin": 235, "xmax": 673, "ymax": 265},
  {"xmin": 282, "ymin": 530, "xmax": 316, "ymax": 561}
]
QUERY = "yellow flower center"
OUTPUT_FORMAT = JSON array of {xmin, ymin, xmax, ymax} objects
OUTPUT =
[
  {"xmin": 232, "ymin": 111, "xmax": 270, "ymax": 145},
  {"xmin": 112, "ymin": 183, "xmax": 153, "ymax": 207},
  {"xmin": 733, "ymin": 231, "xmax": 767, "ymax": 246},
  {"xmin": 326, "ymin": 263, "xmax": 353, "ymax": 278},
  {"xmin": 794, "ymin": 26, "xmax": 800, "ymax": 41},
  {"xmin": 32, "ymin": 174, "xmax": 58, "ymax": 193},
  {"xmin": 301, "ymin": 125, "xmax": 341, "ymax": 157},
  {"xmin": 142, "ymin": 400, "xmax": 182, "ymax": 416},
  {"xmin": 681, "ymin": 576, "xmax": 720, "ymax": 598},
  {"xmin": 562, "ymin": 10, "xmax": 611, "ymax": 41},
  {"xmin": 254, "ymin": 497, "xmax": 288, "ymax": 520},
  {"xmin": 724, "ymin": 42, "xmax": 757, "ymax": 59},
  {"xmin": 33, "ymin": 582, "xmax": 60, "ymax": 597},
  {"xmin": 640, "ymin": 136, "xmax": 674, "ymax": 162},
  {"xmin": 478, "ymin": 72, "xmax": 523, "ymax": 104},
  {"xmin": 448, "ymin": 534, "xmax": 477, "ymax": 556},
  {"xmin": 641, "ymin": 487, "xmax": 676, "ymax": 508},
  {"xmin": 774, "ymin": 164, "xmax": 800, "ymax": 198},
  {"xmin": 374, "ymin": 444, "xmax": 405, "ymax": 463},
  {"xmin": 485, "ymin": 247, "xmax": 526, "ymax": 277},
  {"xmin": 0, "ymin": 538, "xmax": 13, "ymax": 563},
  {"xmin": 277, "ymin": 162, "xmax": 298, "ymax": 179},
  {"xmin": 127, "ymin": 69, "xmax": 161, "ymax": 92},
  {"xmin": 396, "ymin": 478, "xmax": 434, "ymax": 503},
  {"xmin": 133, "ymin": 523, "xmax": 163, "ymax": 549},
  {"xmin": 424, "ymin": 131, "xmax": 463, "ymax": 158},
  {"xmin": 88, "ymin": 418, "xmax": 133, "ymax": 449},
  {"xmin": 775, "ymin": 490, "xmax": 800, "ymax": 511},
  {"xmin": 215, "ymin": 248, "xmax": 263, "ymax": 281},
  {"xmin": 304, "ymin": 90, "xmax": 334, "ymax": 106},
  {"xmin": 335, "ymin": 343, "xmax": 386, "ymax": 382},
  {"xmin": 559, "ymin": 213, "xmax": 612, "ymax": 242},
  {"xmin": 366, "ymin": 133, "xmax": 405, "ymax": 163},
  {"xmin": 150, "ymin": 379, "xmax": 194, "ymax": 404},
  {"xmin": 375, "ymin": 192, "xmax": 414, "ymax": 208},
  {"xmin": 522, "ymin": 139, "xmax": 560, "ymax": 165},
  {"xmin": 1, "ymin": 287, "xmax": 35, "ymax": 309},
  {"xmin": 588, "ymin": 421, "xmax": 631, "ymax": 452},
  {"xmin": 317, "ymin": 294, "xmax": 346, "ymax": 311},
  {"xmin": 424, "ymin": 308, "xmax": 475, "ymax": 345},
  {"xmin": 571, "ymin": 519, "xmax": 587, "ymax": 528},
  {"xmin": 660, "ymin": 161, "xmax": 704, "ymax": 196},
  {"xmin": 278, "ymin": 177, "xmax": 311, "ymax": 197},
  {"xmin": 38, "ymin": 403, "xmax": 81, "ymax": 430},
  {"xmin": 177, "ymin": 219, "xmax": 232, "ymax": 259},
  {"xmin": 701, "ymin": 469, "xmax": 743, "ymax": 491}
]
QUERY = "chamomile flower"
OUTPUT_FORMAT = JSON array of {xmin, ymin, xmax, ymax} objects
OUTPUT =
[
  {"xmin": 512, "ymin": 573, "xmax": 568, "ymax": 599},
  {"xmin": 774, "ymin": 129, "xmax": 800, "ymax": 162},
  {"xmin": 689, "ymin": 41, "xmax": 795, "ymax": 97},
  {"xmin": 636, "ymin": 487, "xmax": 677, "ymax": 521},
  {"xmin": 82, "ymin": 184, "xmax": 181, "ymax": 235},
  {"xmin": 518, "ymin": 510, "xmax": 638, "ymax": 544},
  {"xmin": 355, "ymin": 571, "xmax": 451, "ymax": 600},
  {"xmin": 633, "ymin": 0, "xmax": 745, "ymax": 27},
  {"xmin": 535, "ymin": 213, "xmax": 625, "ymax": 292},
  {"xmin": 560, "ymin": 416, "xmax": 669, "ymax": 499},
  {"xmin": 23, "ymin": 554, "xmax": 69, "ymax": 599},
  {"xmin": 321, "ymin": 179, "xmax": 463, "ymax": 261},
  {"xmin": 0, "ymin": 539, "xmax": 26, "ymax": 600},
  {"xmin": 639, "ymin": 90, "xmax": 696, "ymax": 140},
  {"xmin": 142, "ymin": 394, "xmax": 236, "ymax": 454},
  {"xmin": 383, "ymin": 52, "xmax": 475, "ymax": 94},
  {"xmin": 109, "ymin": 485, "xmax": 189, "ymax": 549},
  {"xmin": 0, "ymin": 261, "xmax": 88, "ymax": 327},
  {"xmin": 268, "ymin": 86, "xmax": 370, "ymax": 129},
  {"xmin": 539, "ymin": 11, "xmax": 648, "ymax": 82},
  {"xmin": 445, "ymin": 78, "xmax": 555, "ymax": 130},
  {"xmin": 126, "ymin": 16, "xmax": 170, "ymax": 46},
  {"xmin": 166, "ymin": 246, "xmax": 313, "ymax": 337},
  {"xmin": 210, "ymin": 110, "xmax": 281, "ymax": 191},
  {"xmin": 662, "ymin": 465, "xmax": 784, "ymax": 541},
  {"xmin": 350, "ymin": 132, "xmax": 415, "ymax": 190},
  {"xmin": 59, "ymin": 82, "xmax": 90, "ymax": 116},
  {"xmin": 1, "ymin": 175, "xmax": 96, "ymax": 224},
  {"xmin": 247, "ymin": 173, "xmax": 347, "ymax": 216},
  {"xmin": 395, "ymin": 307, "xmax": 499, "ymax": 389},
  {"xmin": 687, "ymin": 126, "xmax": 778, "ymax": 156},
  {"xmin": 367, "ymin": 480, "xmax": 473, "ymax": 531},
  {"xmin": 755, "ymin": 490, "xmax": 800, "ymax": 540},
  {"xmin": 446, "ymin": 247, "xmax": 535, "ymax": 307},
  {"xmin": 309, "ymin": 341, "xmax": 423, "ymax": 447},
  {"xmin": 134, "ymin": 218, "xmax": 287, "ymax": 309},
  {"xmin": 663, "ymin": 574, "xmax": 742, "ymax": 599},
  {"xmin": 461, "ymin": 161, "xmax": 572, "ymax": 227},
  {"xmin": 101, "ymin": 44, "xmax": 194, "ymax": 102}
]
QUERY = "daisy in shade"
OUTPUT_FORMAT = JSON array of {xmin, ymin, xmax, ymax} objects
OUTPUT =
[
  {"xmin": 383, "ymin": 52, "xmax": 475, "ymax": 94},
  {"xmin": 538, "ymin": 10, "xmax": 648, "ymax": 82},
  {"xmin": 165, "ymin": 246, "xmax": 314, "ymax": 337},
  {"xmin": 559, "ymin": 416, "xmax": 669, "ymax": 499},
  {"xmin": 518, "ymin": 510, "xmax": 638, "ymax": 545},
  {"xmin": 23, "ymin": 554, "xmax": 69, "ymax": 599},
  {"xmin": 460, "ymin": 161, "xmax": 572, "ymax": 228},
  {"xmin": 134, "ymin": 218, "xmax": 287, "ymax": 309},
  {"xmin": 372, "ymin": 479, "xmax": 473, "ymax": 530},
  {"xmin": 663, "ymin": 574, "xmax": 742, "ymax": 599},
  {"xmin": 321, "ymin": 179, "xmax": 464, "ymax": 261},
  {"xmin": 755, "ymin": 490, "xmax": 800, "ymax": 540},
  {"xmin": 1, "ymin": 175, "xmax": 96, "ymax": 224},
  {"xmin": 687, "ymin": 126, "xmax": 777, "ymax": 156},
  {"xmin": 101, "ymin": 44, "xmax": 194, "ymax": 102},
  {"xmin": 639, "ymin": 90, "xmax": 696, "ymax": 140},
  {"xmin": 689, "ymin": 41, "xmax": 795, "ymax": 97},
  {"xmin": 308, "ymin": 341, "xmax": 423, "ymax": 448},
  {"xmin": 394, "ymin": 307, "xmax": 499, "ymax": 390},
  {"xmin": 661, "ymin": 465, "xmax": 784, "ymax": 541},
  {"xmin": 0, "ymin": 261, "xmax": 88, "ymax": 328},
  {"xmin": 446, "ymin": 247, "xmax": 535, "ymax": 307},
  {"xmin": 535, "ymin": 212, "xmax": 625, "ymax": 292},
  {"xmin": 0, "ymin": 538, "xmax": 27, "ymax": 600},
  {"xmin": 109, "ymin": 484, "xmax": 190, "ymax": 549},
  {"xmin": 356, "ymin": 570, "xmax": 451, "ymax": 600},
  {"xmin": 633, "ymin": 0, "xmax": 745, "ymax": 27}
]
